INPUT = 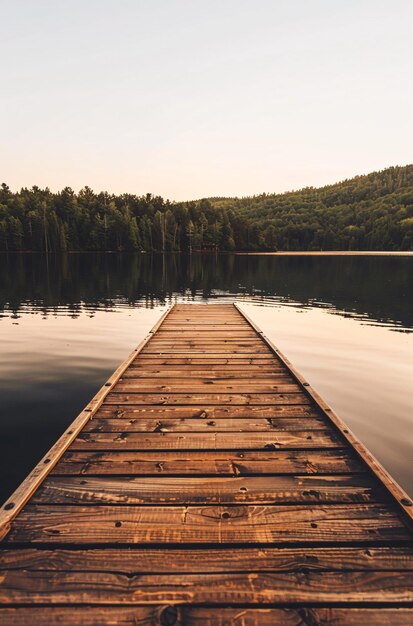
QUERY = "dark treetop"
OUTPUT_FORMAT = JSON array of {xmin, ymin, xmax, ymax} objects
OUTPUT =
[{"xmin": 1, "ymin": 164, "xmax": 412, "ymax": 252}]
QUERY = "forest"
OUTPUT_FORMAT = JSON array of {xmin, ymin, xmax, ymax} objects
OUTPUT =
[{"xmin": 0, "ymin": 164, "xmax": 412, "ymax": 252}]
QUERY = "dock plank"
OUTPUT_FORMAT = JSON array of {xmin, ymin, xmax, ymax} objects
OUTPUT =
[
  {"xmin": 71, "ymin": 430, "xmax": 342, "ymax": 450},
  {"xmin": 6, "ymin": 504, "xmax": 409, "ymax": 544},
  {"xmin": 95, "ymin": 405, "xmax": 320, "ymax": 418},
  {"xmin": 114, "ymin": 382, "xmax": 302, "ymax": 394},
  {"xmin": 131, "ymin": 357, "xmax": 277, "ymax": 365},
  {"xmin": 1, "ymin": 608, "xmax": 412, "ymax": 626},
  {"xmin": 0, "ymin": 570, "xmax": 412, "ymax": 604},
  {"xmin": 122, "ymin": 369, "xmax": 291, "ymax": 377},
  {"xmin": 82, "ymin": 417, "xmax": 327, "ymax": 432},
  {"xmin": 3, "ymin": 546, "xmax": 413, "ymax": 572},
  {"xmin": 53, "ymin": 449, "xmax": 364, "ymax": 475},
  {"xmin": 32, "ymin": 474, "xmax": 380, "ymax": 505},
  {"xmin": 104, "ymin": 392, "xmax": 312, "ymax": 405}
]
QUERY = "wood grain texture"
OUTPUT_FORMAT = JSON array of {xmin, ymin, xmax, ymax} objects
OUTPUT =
[
  {"xmin": 0, "ymin": 569, "xmax": 412, "ymax": 604},
  {"xmin": 132, "ymin": 358, "xmax": 278, "ymax": 365},
  {"xmin": 104, "ymin": 392, "xmax": 312, "ymax": 405},
  {"xmin": 82, "ymin": 417, "xmax": 327, "ymax": 433},
  {"xmin": 53, "ymin": 449, "xmax": 363, "ymax": 476},
  {"xmin": 32, "ymin": 474, "xmax": 379, "ymax": 505},
  {"xmin": 149, "ymin": 336, "xmax": 261, "ymax": 341},
  {"xmin": 158, "ymin": 325, "xmax": 251, "ymax": 330},
  {"xmin": 1, "ymin": 607, "xmax": 412, "ymax": 626},
  {"xmin": 122, "ymin": 369, "xmax": 291, "ymax": 378},
  {"xmin": 6, "ymin": 504, "xmax": 409, "ymax": 544},
  {"xmin": 3, "ymin": 546, "xmax": 413, "ymax": 572},
  {"xmin": 113, "ymin": 382, "xmax": 302, "ymax": 394},
  {"xmin": 70, "ymin": 430, "xmax": 342, "ymax": 450},
  {"xmin": 150, "ymin": 327, "xmax": 258, "ymax": 332},
  {"xmin": 140, "ymin": 350, "xmax": 273, "ymax": 355},
  {"xmin": 95, "ymin": 405, "xmax": 320, "ymax": 418}
]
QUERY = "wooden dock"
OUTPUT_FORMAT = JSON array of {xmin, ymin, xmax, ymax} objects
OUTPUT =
[{"xmin": 0, "ymin": 303, "xmax": 412, "ymax": 625}]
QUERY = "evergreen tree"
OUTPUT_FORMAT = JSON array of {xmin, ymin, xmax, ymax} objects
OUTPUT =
[{"xmin": 0, "ymin": 165, "xmax": 411, "ymax": 252}]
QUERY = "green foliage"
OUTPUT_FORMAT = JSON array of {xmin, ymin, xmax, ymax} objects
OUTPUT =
[{"xmin": 0, "ymin": 165, "xmax": 412, "ymax": 252}]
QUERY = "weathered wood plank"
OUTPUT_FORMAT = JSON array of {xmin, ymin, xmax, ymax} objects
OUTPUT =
[
  {"xmin": 83, "ymin": 417, "xmax": 326, "ymax": 433},
  {"xmin": 152, "ymin": 327, "xmax": 257, "ymax": 332},
  {"xmin": 71, "ymin": 430, "xmax": 342, "ymax": 450},
  {"xmin": 160, "ymin": 329, "xmax": 251, "ymax": 333},
  {"xmin": 167, "ymin": 316, "xmax": 241, "ymax": 319},
  {"xmin": 130, "ymin": 362, "xmax": 285, "ymax": 368},
  {"xmin": 104, "ymin": 392, "xmax": 311, "ymax": 405},
  {"xmin": 147, "ymin": 339, "xmax": 263, "ymax": 345},
  {"xmin": 123, "ymin": 369, "xmax": 290, "ymax": 377},
  {"xmin": 170, "ymin": 304, "xmax": 238, "ymax": 308},
  {"xmin": 1, "ymin": 607, "xmax": 412, "ymax": 626},
  {"xmin": 140, "ymin": 349, "xmax": 273, "ymax": 354},
  {"xmin": 154, "ymin": 331, "xmax": 259, "ymax": 337},
  {"xmin": 159, "ymin": 325, "xmax": 250, "ymax": 330},
  {"xmin": 168, "ymin": 310, "xmax": 232, "ymax": 312},
  {"xmin": 113, "ymin": 382, "xmax": 302, "ymax": 394},
  {"xmin": 163, "ymin": 314, "xmax": 245, "ymax": 318},
  {"xmin": 119, "ymin": 370, "xmax": 296, "ymax": 382},
  {"xmin": 32, "ymin": 475, "xmax": 380, "ymax": 505},
  {"xmin": 167, "ymin": 310, "xmax": 241, "ymax": 314},
  {"xmin": 123, "ymin": 369, "xmax": 291, "ymax": 377},
  {"xmin": 143, "ymin": 340, "xmax": 264, "ymax": 344},
  {"xmin": 95, "ymin": 405, "xmax": 320, "ymax": 419},
  {"xmin": 0, "ymin": 569, "xmax": 412, "ymax": 604},
  {"xmin": 132, "ymin": 358, "xmax": 277, "ymax": 365},
  {"xmin": 167, "ymin": 313, "xmax": 241, "ymax": 316},
  {"xmin": 165, "ymin": 318, "xmax": 245, "ymax": 322},
  {"xmin": 3, "ymin": 546, "xmax": 412, "ymax": 572},
  {"xmin": 53, "ymin": 449, "xmax": 363, "ymax": 476},
  {"xmin": 6, "ymin": 504, "xmax": 409, "ymax": 544}
]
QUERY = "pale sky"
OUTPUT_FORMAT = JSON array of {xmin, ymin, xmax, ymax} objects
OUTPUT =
[{"xmin": 1, "ymin": 0, "xmax": 412, "ymax": 200}]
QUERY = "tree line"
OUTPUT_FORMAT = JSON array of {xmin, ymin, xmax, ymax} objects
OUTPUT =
[{"xmin": 0, "ymin": 165, "xmax": 412, "ymax": 252}]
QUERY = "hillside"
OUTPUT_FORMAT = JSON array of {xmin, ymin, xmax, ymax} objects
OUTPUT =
[
  {"xmin": 208, "ymin": 165, "xmax": 413, "ymax": 250},
  {"xmin": 0, "ymin": 165, "xmax": 412, "ymax": 252}
]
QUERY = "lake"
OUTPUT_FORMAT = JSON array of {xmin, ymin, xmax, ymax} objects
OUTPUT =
[{"xmin": 0, "ymin": 252, "xmax": 412, "ymax": 503}]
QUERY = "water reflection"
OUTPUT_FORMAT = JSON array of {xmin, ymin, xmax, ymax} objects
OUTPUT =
[{"xmin": 1, "ymin": 253, "xmax": 412, "ymax": 331}]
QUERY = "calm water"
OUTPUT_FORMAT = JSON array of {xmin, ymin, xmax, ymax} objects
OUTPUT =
[{"xmin": 0, "ymin": 252, "xmax": 412, "ymax": 503}]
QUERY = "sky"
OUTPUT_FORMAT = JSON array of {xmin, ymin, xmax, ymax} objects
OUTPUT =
[{"xmin": 1, "ymin": 0, "xmax": 412, "ymax": 200}]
